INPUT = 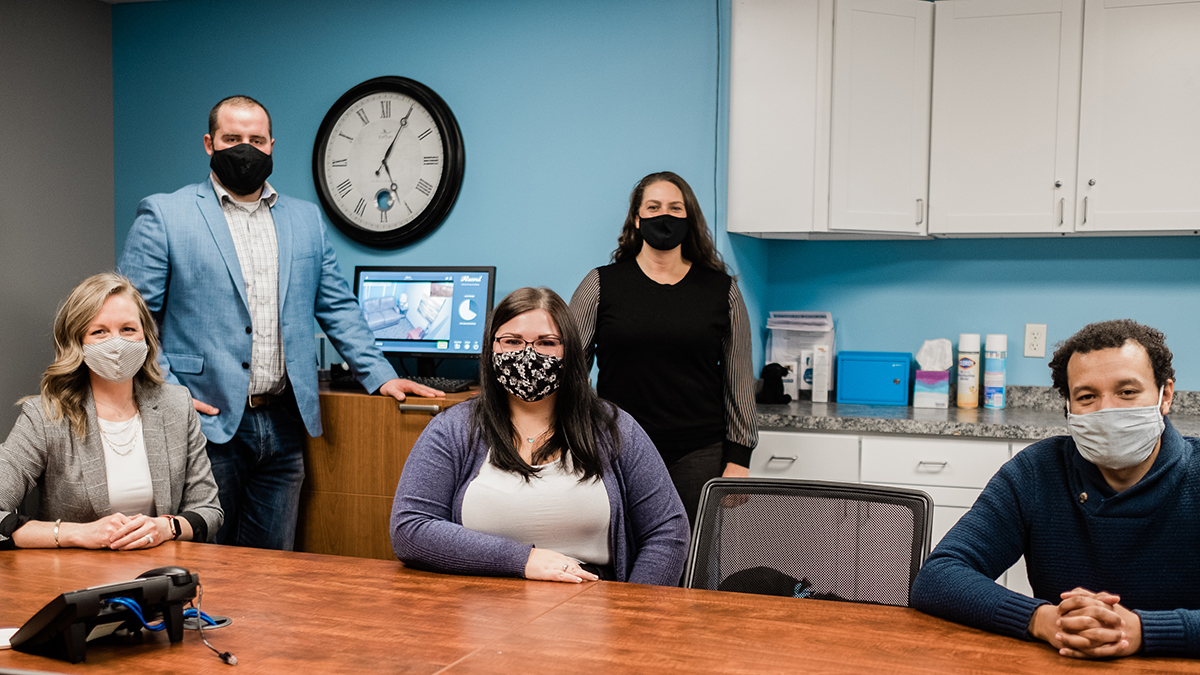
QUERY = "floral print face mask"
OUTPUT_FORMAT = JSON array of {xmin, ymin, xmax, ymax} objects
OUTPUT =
[{"xmin": 492, "ymin": 346, "xmax": 563, "ymax": 402}]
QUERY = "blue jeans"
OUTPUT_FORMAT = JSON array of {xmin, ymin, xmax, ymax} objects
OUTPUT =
[{"xmin": 206, "ymin": 395, "xmax": 306, "ymax": 550}]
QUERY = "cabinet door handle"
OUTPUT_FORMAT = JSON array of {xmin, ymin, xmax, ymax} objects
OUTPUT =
[
  {"xmin": 916, "ymin": 460, "xmax": 948, "ymax": 472},
  {"xmin": 398, "ymin": 403, "xmax": 441, "ymax": 414},
  {"xmin": 768, "ymin": 455, "xmax": 798, "ymax": 463},
  {"xmin": 1082, "ymin": 196, "xmax": 1089, "ymax": 225},
  {"xmin": 916, "ymin": 199, "xmax": 925, "ymax": 225},
  {"xmin": 1059, "ymin": 198, "xmax": 1064, "ymax": 227}
]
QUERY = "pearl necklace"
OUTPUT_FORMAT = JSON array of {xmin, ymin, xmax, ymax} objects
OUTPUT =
[{"xmin": 99, "ymin": 414, "xmax": 141, "ymax": 457}]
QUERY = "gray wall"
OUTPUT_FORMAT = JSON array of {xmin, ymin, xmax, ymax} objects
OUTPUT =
[{"xmin": 0, "ymin": 0, "xmax": 113, "ymax": 432}]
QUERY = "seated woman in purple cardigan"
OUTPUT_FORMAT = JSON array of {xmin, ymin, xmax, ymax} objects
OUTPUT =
[{"xmin": 391, "ymin": 287, "xmax": 689, "ymax": 585}]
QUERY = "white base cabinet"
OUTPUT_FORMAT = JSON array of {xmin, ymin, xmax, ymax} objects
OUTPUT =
[{"xmin": 749, "ymin": 430, "xmax": 1038, "ymax": 595}]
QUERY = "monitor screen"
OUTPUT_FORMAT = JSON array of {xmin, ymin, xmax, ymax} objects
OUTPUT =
[{"xmin": 353, "ymin": 266, "xmax": 495, "ymax": 359}]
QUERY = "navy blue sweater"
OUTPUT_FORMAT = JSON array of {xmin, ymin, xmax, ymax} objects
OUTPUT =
[{"xmin": 911, "ymin": 418, "xmax": 1200, "ymax": 656}]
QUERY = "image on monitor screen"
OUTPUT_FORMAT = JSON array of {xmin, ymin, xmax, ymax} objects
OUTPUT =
[{"xmin": 354, "ymin": 266, "xmax": 495, "ymax": 361}]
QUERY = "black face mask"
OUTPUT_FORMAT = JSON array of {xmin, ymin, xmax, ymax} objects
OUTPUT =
[
  {"xmin": 639, "ymin": 214, "xmax": 689, "ymax": 251},
  {"xmin": 210, "ymin": 143, "xmax": 273, "ymax": 196}
]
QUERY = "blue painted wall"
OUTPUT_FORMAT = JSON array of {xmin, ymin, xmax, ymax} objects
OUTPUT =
[
  {"xmin": 112, "ymin": 0, "xmax": 768, "ymax": 374},
  {"xmin": 114, "ymin": 0, "xmax": 1190, "ymax": 390},
  {"xmin": 763, "ymin": 236, "xmax": 1200, "ymax": 388}
]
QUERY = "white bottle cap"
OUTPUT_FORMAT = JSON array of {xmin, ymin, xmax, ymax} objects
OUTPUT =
[
  {"xmin": 985, "ymin": 334, "xmax": 1007, "ymax": 352},
  {"xmin": 958, "ymin": 333, "xmax": 980, "ymax": 352}
]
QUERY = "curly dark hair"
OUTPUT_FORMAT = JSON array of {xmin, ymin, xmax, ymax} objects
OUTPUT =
[{"xmin": 1049, "ymin": 319, "xmax": 1175, "ymax": 400}]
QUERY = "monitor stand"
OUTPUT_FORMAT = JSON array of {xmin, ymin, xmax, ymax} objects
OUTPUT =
[{"xmin": 415, "ymin": 356, "xmax": 438, "ymax": 378}]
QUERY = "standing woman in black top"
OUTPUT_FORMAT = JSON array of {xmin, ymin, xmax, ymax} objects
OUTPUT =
[{"xmin": 569, "ymin": 171, "xmax": 757, "ymax": 529}]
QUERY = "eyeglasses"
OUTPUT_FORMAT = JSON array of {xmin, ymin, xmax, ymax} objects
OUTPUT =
[{"xmin": 494, "ymin": 336, "xmax": 563, "ymax": 355}]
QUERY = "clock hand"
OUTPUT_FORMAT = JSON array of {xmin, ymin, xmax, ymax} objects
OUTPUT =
[
  {"xmin": 379, "ymin": 159, "xmax": 399, "ymax": 194},
  {"xmin": 376, "ymin": 105, "xmax": 415, "ymax": 176}
]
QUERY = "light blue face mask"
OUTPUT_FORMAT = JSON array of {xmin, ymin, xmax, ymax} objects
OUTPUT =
[{"xmin": 1066, "ymin": 387, "xmax": 1165, "ymax": 470}]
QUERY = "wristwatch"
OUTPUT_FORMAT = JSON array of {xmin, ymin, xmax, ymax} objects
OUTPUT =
[{"xmin": 163, "ymin": 515, "xmax": 183, "ymax": 540}]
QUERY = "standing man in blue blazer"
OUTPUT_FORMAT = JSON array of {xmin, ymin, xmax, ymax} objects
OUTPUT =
[{"xmin": 119, "ymin": 95, "xmax": 442, "ymax": 551}]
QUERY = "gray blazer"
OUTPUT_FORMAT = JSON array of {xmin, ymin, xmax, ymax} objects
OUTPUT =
[{"xmin": 0, "ymin": 382, "xmax": 223, "ymax": 542}]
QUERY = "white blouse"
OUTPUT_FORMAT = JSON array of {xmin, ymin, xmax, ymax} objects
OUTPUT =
[
  {"xmin": 97, "ymin": 414, "xmax": 155, "ymax": 517},
  {"xmin": 461, "ymin": 452, "xmax": 611, "ymax": 565}
]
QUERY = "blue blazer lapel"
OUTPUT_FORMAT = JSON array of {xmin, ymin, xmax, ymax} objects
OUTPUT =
[
  {"xmin": 196, "ymin": 181, "xmax": 250, "ymax": 310},
  {"xmin": 274, "ymin": 197, "xmax": 294, "ymax": 308}
]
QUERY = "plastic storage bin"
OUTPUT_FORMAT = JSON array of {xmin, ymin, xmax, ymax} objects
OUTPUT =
[{"xmin": 835, "ymin": 351, "xmax": 913, "ymax": 406}]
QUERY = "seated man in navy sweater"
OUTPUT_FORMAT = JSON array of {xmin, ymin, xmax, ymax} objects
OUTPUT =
[{"xmin": 912, "ymin": 319, "xmax": 1199, "ymax": 659}]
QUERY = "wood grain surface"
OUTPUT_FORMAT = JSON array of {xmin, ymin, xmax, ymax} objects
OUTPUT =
[
  {"xmin": 1, "ymin": 543, "xmax": 1194, "ymax": 674},
  {"xmin": 0, "ymin": 542, "xmax": 586, "ymax": 674},
  {"xmin": 297, "ymin": 388, "xmax": 475, "ymax": 560}
]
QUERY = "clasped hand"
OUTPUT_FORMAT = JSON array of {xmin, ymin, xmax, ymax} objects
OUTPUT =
[
  {"xmin": 1031, "ymin": 587, "xmax": 1142, "ymax": 659},
  {"xmin": 75, "ymin": 513, "xmax": 171, "ymax": 550}
]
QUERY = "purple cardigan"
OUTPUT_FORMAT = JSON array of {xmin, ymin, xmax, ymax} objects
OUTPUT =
[{"xmin": 390, "ymin": 400, "xmax": 690, "ymax": 586}]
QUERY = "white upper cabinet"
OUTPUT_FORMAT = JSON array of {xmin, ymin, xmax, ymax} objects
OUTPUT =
[
  {"xmin": 828, "ymin": 0, "xmax": 933, "ymax": 235},
  {"xmin": 728, "ymin": 0, "xmax": 832, "ymax": 235},
  {"xmin": 729, "ymin": 0, "xmax": 1200, "ymax": 239},
  {"xmin": 928, "ymin": 0, "xmax": 1083, "ymax": 235},
  {"xmin": 1075, "ymin": 0, "xmax": 1200, "ymax": 232}
]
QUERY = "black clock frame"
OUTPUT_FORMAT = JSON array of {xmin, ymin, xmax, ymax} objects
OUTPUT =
[{"xmin": 312, "ymin": 76, "xmax": 465, "ymax": 248}]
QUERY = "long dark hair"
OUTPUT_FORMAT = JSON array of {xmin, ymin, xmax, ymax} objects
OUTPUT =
[
  {"xmin": 471, "ymin": 287, "xmax": 620, "ymax": 481},
  {"xmin": 611, "ymin": 171, "xmax": 728, "ymax": 274}
]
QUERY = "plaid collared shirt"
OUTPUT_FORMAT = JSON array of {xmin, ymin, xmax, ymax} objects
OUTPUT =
[{"xmin": 210, "ymin": 174, "xmax": 286, "ymax": 396}]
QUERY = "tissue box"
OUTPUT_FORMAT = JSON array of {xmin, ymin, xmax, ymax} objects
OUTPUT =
[{"xmin": 913, "ymin": 370, "xmax": 950, "ymax": 409}]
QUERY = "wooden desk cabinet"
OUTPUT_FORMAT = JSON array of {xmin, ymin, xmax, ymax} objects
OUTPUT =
[{"xmin": 296, "ymin": 387, "xmax": 475, "ymax": 560}]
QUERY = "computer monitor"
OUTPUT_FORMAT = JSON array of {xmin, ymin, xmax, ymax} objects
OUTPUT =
[{"xmin": 353, "ymin": 265, "xmax": 495, "ymax": 377}]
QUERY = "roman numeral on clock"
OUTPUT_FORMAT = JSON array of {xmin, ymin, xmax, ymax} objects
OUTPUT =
[
  {"xmin": 423, "ymin": 156, "xmax": 439, "ymax": 165},
  {"xmin": 331, "ymin": 158, "xmax": 347, "ymax": 168},
  {"xmin": 356, "ymin": 109, "xmax": 369, "ymax": 125},
  {"xmin": 380, "ymin": 209, "xmax": 388, "ymax": 223},
  {"xmin": 415, "ymin": 179, "xmax": 433, "ymax": 196},
  {"xmin": 353, "ymin": 199, "xmax": 366, "ymax": 217},
  {"xmin": 417, "ymin": 128, "xmax": 432, "ymax": 141},
  {"xmin": 336, "ymin": 179, "xmax": 353, "ymax": 198},
  {"xmin": 380, "ymin": 100, "xmax": 391, "ymax": 118},
  {"xmin": 338, "ymin": 133, "xmax": 353, "ymax": 141}
]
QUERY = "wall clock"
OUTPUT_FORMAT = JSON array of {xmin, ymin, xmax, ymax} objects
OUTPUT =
[{"xmin": 313, "ymin": 76, "xmax": 464, "ymax": 248}]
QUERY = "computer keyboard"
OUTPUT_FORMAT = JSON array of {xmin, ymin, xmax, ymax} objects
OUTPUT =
[{"xmin": 406, "ymin": 376, "xmax": 475, "ymax": 394}]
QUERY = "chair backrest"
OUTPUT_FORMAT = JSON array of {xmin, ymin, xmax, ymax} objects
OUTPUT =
[{"xmin": 682, "ymin": 478, "xmax": 933, "ymax": 607}]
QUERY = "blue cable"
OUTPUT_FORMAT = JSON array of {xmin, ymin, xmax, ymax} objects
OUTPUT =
[
  {"xmin": 103, "ymin": 597, "xmax": 164, "ymax": 632},
  {"xmin": 184, "ymin": 608, "xmax": 218, "ymax": 626},
  {"xmin": 102, "ymin": 598, "xmax": 217, "ymax": 631}
]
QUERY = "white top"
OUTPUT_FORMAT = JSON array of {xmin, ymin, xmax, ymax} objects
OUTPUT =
[
  {"xmin": 461, "ymin": 452, "xmax": 611, "ymax": 566},
  {"xmin": 98, "ymin": 414, "xmax": 155, "ymax": 517}
]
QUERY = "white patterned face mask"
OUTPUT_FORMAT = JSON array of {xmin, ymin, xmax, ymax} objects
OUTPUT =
[
  {"xmin": 1067, "ymin": 387, "xmax": 1165, "ymax": 470},
  {"xmin": 82, "ymin": 336, "xmax": 148, "ymax": 383},
  {"xmin": 492, "ymin": 346, "xmax": 563, "ymax": 402}
]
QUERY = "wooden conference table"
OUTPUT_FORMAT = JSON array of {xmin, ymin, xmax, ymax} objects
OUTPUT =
[{"xmin": 0, "ymin": 543, "xmax": 1193, "ymax": 674}]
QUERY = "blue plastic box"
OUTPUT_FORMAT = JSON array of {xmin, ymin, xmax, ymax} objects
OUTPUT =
[{"xmin": 835, "ymin": 351, "xmax": 913, "ymax": 406}]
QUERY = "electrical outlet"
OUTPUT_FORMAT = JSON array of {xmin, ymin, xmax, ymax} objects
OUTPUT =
[{"xmin": 1024, "ymin": 323, "xmax": 1047, "ymax": 358}]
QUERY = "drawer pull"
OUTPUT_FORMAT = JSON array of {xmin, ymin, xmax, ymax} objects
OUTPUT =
[
  {"xmin": 916, "ymin": 461, "xmax": 948, "ymax": 472},
  {"xmin": 768, "ymin": 455, "xmax": 799, "ymax": 463},
  {"xmin": 398, "ymin": 404, "xmax": 441, "ymax": 414}
]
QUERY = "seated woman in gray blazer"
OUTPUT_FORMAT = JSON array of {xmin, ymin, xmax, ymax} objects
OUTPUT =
[{"xmin": 0, "ymin": 272, "xmax": 222, "ymax": 549}]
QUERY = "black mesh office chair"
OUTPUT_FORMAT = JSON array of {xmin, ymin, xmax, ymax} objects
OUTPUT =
[{"xmin": 682, "ymin": 478, "xmax": 933, "ymax": 607}]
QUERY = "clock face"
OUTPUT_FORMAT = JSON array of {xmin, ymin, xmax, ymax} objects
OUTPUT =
[{"xmin": 313, "ymin": 77, "xmax": 464, "ymax": 248}]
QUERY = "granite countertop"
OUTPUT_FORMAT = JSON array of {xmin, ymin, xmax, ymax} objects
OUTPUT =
[{"xmin": 756, "ymin": 386, "xmax": 1200, "ymax": 440}]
